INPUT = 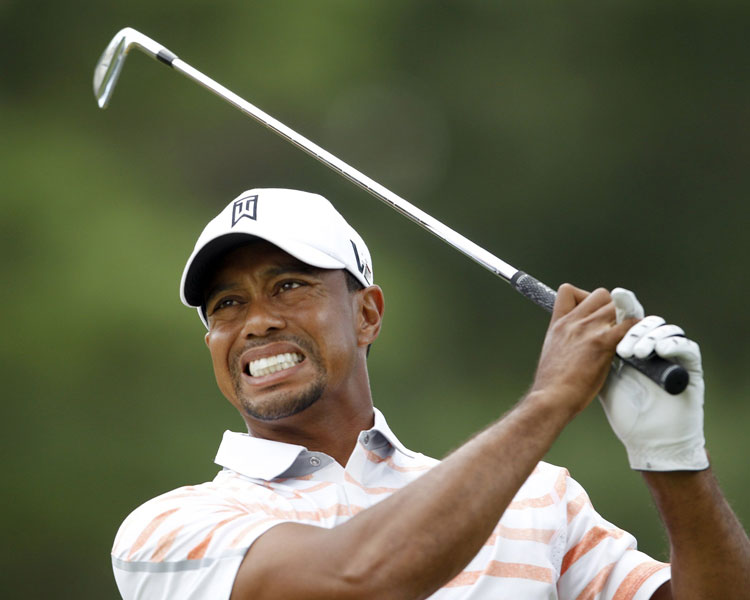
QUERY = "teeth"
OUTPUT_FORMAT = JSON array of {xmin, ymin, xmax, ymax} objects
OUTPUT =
[{"xmin": 248, "ymin": 352, "xmax": 303, "ymax": 377}]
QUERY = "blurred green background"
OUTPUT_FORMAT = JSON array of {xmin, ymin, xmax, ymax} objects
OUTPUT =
[{"xmin": 3, "ymin": 1, "xmax": 749, "ymax": 597}]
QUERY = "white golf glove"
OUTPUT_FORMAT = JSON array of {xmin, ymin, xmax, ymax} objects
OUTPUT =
[{"xmin": 599, "ymin": 288, "xmax": 709, "ymax": 471}]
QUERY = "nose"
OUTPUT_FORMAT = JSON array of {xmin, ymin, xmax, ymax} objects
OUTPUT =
[{"xmin": 240, "ymin": 298, "xmax": 286, "ymax": 338}]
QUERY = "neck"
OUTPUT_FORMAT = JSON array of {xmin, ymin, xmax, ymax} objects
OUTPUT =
[{"xmin": 244, "ymin": 382, "xmax": 376, "ymax": 466}]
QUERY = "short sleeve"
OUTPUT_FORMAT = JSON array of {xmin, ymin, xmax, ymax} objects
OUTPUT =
[
  {"xmin": 556, "ymin": 471, "xmax": 671, "ymax": 600},
  {"xmin": 111, "ymin": 478, "xmax": 293, "ymax": 600}
]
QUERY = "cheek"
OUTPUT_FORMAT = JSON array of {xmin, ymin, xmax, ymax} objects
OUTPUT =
[
  {"xmin": 315, "ymin": 312, "xmax": 359, "ymax": 368},
  {"xmin": 206, "ymin": 330, "xmax": 236, "ymax": 396}
]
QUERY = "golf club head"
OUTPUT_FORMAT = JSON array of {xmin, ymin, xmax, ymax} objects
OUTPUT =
[{"xmin": 93, "ymin": 27, "xmax": 165, "ymax": 109}]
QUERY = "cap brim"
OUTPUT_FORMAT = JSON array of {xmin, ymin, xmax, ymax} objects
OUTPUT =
[{"xmin": 180, "ymin": 232, "xmax": 347, "ymax": 307}]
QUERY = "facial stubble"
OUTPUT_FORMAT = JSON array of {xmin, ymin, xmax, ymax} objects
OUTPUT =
[{"xmin": 230, "ymin": 336, "xmax": 328, "ymax": 421}]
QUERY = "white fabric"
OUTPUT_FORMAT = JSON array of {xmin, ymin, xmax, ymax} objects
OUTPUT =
[
  {"xmin": 600, "ymin": 288, "xmax": 709, "ymax": 471},
  {"xmin": 180, "ymin": 188, "xmax": 373, "ymax": 327},
  {"xmin": 112, "ymin": 408, "xmax": 670, "ymax": 599},
  {"xmin": 611, "ymin": 287, "xmax": 645, "ymax": 325}
]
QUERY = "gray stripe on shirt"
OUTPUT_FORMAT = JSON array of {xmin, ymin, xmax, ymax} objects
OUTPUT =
[{"xmin": 112, "ymin": 550, "xmax": 246, "ymax": 573}]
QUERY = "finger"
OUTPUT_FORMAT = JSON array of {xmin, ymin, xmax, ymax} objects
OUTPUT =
[
  {"xmin": 601, "ymin": 315, "xmax": 641, "ymax": 349},
  {"xmin": 611, "ymin": 287, "xmax": 645, "ymax": 323},
  {"xmin": 552, "ymin": 283, "xmax": 590, "ymax": 319},
  {"xmin": 654, "ymin": 336, "xmax": 702, "ymax": 372},
  {"xmin": 632, "ymin": 323, "xmax": 685, "ymax": 359},
  {"xmin": 569, "ymin": 287, "xmax": 613, "ymax": 319},
  {"xmin": 586, "ymin": 294, "xmax": 618, "ymax": 327},
  {"xmin": 616, "ymin": 315, "xmax": 666, "ymax": 358}
]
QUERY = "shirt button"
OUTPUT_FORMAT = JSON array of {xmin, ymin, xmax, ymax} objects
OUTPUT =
[{"xmin": 309, "ymin": 456, "xmax": 321, "ymax": 467}]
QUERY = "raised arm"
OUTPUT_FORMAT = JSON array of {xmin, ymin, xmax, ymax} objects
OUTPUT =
[
  {"xmin": 646, "ymin": 469, "xmax": 750, "ymax": 600},
  {"xmin": 599, "ymin": 290, "xmax": 750, "ymax": 600},
  {"xmin": 231, "ymin": 286, "xmax": 634, "ymax": 600}
]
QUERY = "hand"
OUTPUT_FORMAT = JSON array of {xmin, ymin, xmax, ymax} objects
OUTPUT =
[
  {"xmin": 530, "ymin": 285, "xmax": 637, "ymax": 419},
  {"xmin": 599, "ymin": 288, "xmax": 709, "ymax": 471}
]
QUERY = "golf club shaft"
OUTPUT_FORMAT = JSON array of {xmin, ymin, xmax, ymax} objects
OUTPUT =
[
  {"xmin": 103, "ymin": 34, "xmax": 689, "ymax": 395},
  {"xmin": 167, "ymin": 60, "xmax": 519, "ymax": 283},
  {"xmin": 160, "ymin": 54, "xmax": 566, "ymax": 311}
]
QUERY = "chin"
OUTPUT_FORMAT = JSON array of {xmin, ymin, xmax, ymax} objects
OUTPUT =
[{"xmin": 239, "ymin": 380, "xmax": 326, "ymax": 422}]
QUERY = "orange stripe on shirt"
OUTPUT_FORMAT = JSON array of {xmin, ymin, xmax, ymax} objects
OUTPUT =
[
  {"xmin": 445, "ymin": 561, "xmax": 556, "ymax": 587},
  {"xmin": 127, "ymin": 508, "xmax": 180, "ymax": 560},
  {"xmin": 507, "ymin": 494, "xmax": 555, "ymax": 510},
  {"xmin": 445, "ymin": 569, "xmax": 482, "ymax": 587},
  {"xmin": 224, "ymin": 504, "xmax": 359, "ymax": 549},
  {"xmin": 553, "ymin": 469, "xmax": 568, "ymax": 500},
  {"xmin": 575, "ymin": 562, "xmax": 616, "ymax": 600},
  {"xmin": 225, "ymin": 500, "xmax": 360, "ymax": 522},
  {"xmin": 344, "ymin": 471, "xmax": 398, "ymax": 495},
  {"xmin": 265, "ymin": 500, "xmax": 368, "ymax": 521},
  {"xmin": 561, "ymin": 526, "xmax": 625, "ymax": 575},
  {"xmin": 188, "ymin": 515, "xmax": 247, "ymax": 560},
  {"xmin": 567, "ymin": 491, "xmax": 591, "ymax": 523},
  {"xmin": 613, "ymin": 561, "xmax": 670, "ymax": 600},
  {"xmin": 275, "ymin": 483, "xmax": 333, "ymax": 503},
  {"xmin": 227, "ymin": 504, "xmax": 361, "ymax": 550},
  {"xmin": 229, "ymin": 516, "xmax": 286, "ymax": 548},
  {"xmin": 297, "ymin": 502, "xmax": 364, "ymax": 520},
  {"xmin": 150, "ymin": 525, "xmax": 184, "ymax": 562},
  {"xmin": 295, "ymin": 481, "xmax": 335, "ymax": 494},
  {"xmin": 227, "ymin": 499, "xmax": 368, "ymax": 523},
  {"xmin": 364, "ymin": 448, "xmax": 432, "ymax": 472},
  {"xmin": 487, "ymin": 561, "xmax": 556, "ymax": 583},
  {"xmin": 486, "ymin": 524, "xmax": 557, "ymax": 545}
]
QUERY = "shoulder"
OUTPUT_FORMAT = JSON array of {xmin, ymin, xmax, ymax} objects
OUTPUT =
[
  {"xmin": 510, "ymin": 461, "xmax": 572, "ymax": 507},
  {"xmin": 112, "ymin": 471, "xmax": 287, "ymax": 564},
  {"xmin": 111, "ymin": 472, "xmax": 296, "ymax": 599}
]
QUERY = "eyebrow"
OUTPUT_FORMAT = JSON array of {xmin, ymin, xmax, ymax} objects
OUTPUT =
[
  {"xmin": 203, "ymin": 262, "xmax": 323, "ymax": 308},
  {"xmin": 264, "ymin": 262, "xmax": 321, "ymax": 278}
]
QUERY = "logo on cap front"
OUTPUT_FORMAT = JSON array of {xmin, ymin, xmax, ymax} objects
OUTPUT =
[{"xmin": 232, "ymin": 195, "xmax": 258, "ymax": 226}]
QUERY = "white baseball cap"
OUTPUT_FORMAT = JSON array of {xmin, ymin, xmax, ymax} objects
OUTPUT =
[{"xmin": 180, "ymin": 188, "xmax": 373, "ymax": 326}]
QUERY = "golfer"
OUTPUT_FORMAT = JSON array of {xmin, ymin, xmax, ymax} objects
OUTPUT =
[{"xmin": 112, "ymin": 188, "xmax": 749, "ymax": 599}]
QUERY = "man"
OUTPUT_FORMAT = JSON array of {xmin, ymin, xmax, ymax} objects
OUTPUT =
[{"xmin": 112, "ymin": 188, "xmax": 749, "ymax": 599}]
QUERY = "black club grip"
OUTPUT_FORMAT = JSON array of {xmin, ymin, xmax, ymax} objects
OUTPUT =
[
  {"xmin": 509, "ymin": 271, "xmax": 689, "ymax": 395},
  {"xmin": 510, "ymin": 271, "xmax": 557, "ymax": 312}
]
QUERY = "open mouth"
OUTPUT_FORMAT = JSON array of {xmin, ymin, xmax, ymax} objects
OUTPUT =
[{"xmin": 245, "ymin": 352, "xmax": 304, "ymax": 378}]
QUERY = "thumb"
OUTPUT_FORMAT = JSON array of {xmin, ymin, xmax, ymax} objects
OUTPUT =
[{"xmin": 611, "ymin": 287, "xmax": 644, "ymax": 324}]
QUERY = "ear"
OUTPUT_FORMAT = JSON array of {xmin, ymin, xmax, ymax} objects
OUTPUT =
[
  {"xmin": 356, "ymin": 285, "xmax": 385, "ymax": 347},
  {"xmin": 204, "ymin": 330, "xmax": 211, "ymax": 348}
]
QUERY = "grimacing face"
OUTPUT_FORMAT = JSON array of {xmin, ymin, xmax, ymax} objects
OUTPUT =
[{"xmin": 202, "ymin": 241, "xmax": 371, "ymax": 422}]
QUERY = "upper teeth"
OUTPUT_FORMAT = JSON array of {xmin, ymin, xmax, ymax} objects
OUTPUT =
[{"xmin": 248, "ymin": 352, "xmax": 303, "ymax": 377}]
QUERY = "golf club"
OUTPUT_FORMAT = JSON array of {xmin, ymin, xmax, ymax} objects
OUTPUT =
[{"xmin": 93, "ymin": 27, "xmax": 688, "ymax": 394}]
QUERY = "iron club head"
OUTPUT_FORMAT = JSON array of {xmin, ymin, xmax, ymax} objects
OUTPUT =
[{"xmin": 93, "ymin": 27, "xmax": 173, "ymax": 109}]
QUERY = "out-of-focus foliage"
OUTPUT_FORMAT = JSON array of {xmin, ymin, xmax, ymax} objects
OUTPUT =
[{"xmin": 2, "ymin": 1, "xmax": 749, "ymax": 597}]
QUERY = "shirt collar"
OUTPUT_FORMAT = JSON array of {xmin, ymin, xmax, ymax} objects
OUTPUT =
[
  {"xmin": 214, "ymin": 407, "xmax": 414, "ymax": 481},
  {"xmin": 370, "ymin": 407, "xmax": 414, "ymax": 459}
]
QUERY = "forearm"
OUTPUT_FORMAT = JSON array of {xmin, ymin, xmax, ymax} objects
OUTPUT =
[
  {"xmin": 643, "ymin": 469, "xmax": 750, "ymax": 600},
  {"xmin": 336, "ymin": 391, "xmax": 573, "ymax": 598},
  {"xmin": 355, "ymin": 285, "xmax": 628, "ymax": 595}
]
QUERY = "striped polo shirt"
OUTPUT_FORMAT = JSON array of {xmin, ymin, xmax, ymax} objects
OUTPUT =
[{"xmin": 112, "ymin": 408, "xmax": 670, "ymax": 599}]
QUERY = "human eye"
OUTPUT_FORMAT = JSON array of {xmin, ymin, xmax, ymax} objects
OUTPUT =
[
  {"xmin": 209, "ymin": 296, "xmax": 241, "ymax": 315},
  {"xmin": 277, "ymin": 280, "xmax": 305, "ymax": 293},
  {"xmin": 279, "ymin": 281, "xmax": 302, "ymax": 292}
]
